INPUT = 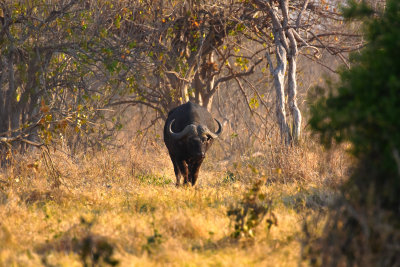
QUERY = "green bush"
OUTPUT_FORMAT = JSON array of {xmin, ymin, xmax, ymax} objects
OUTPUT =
[
  {"xmin": 227, "ymin": 178, "xmax": 277, "ymax": 239},
  {"xmin": 306, "ymin": 0, "xmax": 400, "ymax": 265},
  {"xmin": 310, "ymin": 0, "xmax": 400, "ymax": 211}
]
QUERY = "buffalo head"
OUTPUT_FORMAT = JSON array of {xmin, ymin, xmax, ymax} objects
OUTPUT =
[{"xmin": 167, "ymin": 118, "xmax": 222, "ymax": 160}]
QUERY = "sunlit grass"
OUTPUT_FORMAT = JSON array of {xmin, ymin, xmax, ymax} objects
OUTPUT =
[{"xmin": 0, "ymin": 142, "xmax": 345, "ymax": 266}]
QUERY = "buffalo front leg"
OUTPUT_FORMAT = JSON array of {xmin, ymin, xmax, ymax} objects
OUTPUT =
[
  {"xmin": 176, "ymin": 160, "xmax": 189, "ymax": 185},
  {"xmin": 171, "ymin": 157, "xmax": 181, "ymax": 186},
  {"xmin": 189, "ymin": 159, "xmax": 203, "ymax": 186}
]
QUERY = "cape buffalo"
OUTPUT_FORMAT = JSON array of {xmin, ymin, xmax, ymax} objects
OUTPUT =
[{"xmin": 164, "ymin": 101, "xmax": 222, "ymax": 186}]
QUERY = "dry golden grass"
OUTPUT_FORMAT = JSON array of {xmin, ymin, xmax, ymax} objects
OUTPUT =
[{"xmin": 0, "ymin": 139, "xmax": 349, "ymax": 266}]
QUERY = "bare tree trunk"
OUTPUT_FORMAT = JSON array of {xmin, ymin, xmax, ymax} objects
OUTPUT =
[
  {"xmin": 262, "ymin": 0, "xmax": 303, "ymax": 145},
  {"xmin": 287, "ymin": 30, "xmax": 302, "ymax": 142},
  {"xmin": 181, "ymin": 82, "xmax": 190, "ymax": 103},
  {"xmin": 193, "ymin": 70, "xmax": 215, "ymax": 111},
  {"xmin": 283, "ymin": 0, "xmax": 302, "ymax": 143},
  {"xmin": 191, "ymin": 52, "xmax": 217, "ymax": 111},
  {"xmin": 201, "ymin": 93, "xmax": 213, "ymax": 111},
  {"xmin": 7, "ymin": 47, "xmax": 18, "ymax": 137},
  {"xmin": 266, "ymin": 1, "xmax": 292, "ymax": 145},
  {"xmin": 266, "ymin": 48, "xmax": 291, "ymax": 145},
  {"xmin": 0, "ymin": 57, "xmax": 8, "ymax": 135},
  {"xmin": 25, "ymin": 50, "xmax": 49, "ymax": 143}
]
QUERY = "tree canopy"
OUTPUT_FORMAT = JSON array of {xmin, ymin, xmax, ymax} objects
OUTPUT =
[{"xmin": 0, "ymin": 0, "xmax": 364, "ymax": 157}]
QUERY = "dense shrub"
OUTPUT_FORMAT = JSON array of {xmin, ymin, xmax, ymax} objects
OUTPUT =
[{"xmin": 306, "ymin": 0, "xmax": 400, "ymax": 265}]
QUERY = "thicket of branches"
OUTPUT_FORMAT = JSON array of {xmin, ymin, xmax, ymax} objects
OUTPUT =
[{"xmin": 0, "ymin": 0, "xmax": 364, "ymax": 161}]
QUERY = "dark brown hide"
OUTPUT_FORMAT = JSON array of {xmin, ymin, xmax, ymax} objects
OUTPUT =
[{"xmin": 163, "ymin": 102, "xmax": 221, "ymax": 186}]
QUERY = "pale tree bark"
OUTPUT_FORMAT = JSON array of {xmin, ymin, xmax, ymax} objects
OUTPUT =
[
  {"xmin": 192, "ymin": 52, "xmax": 218, "ymax": 111},
  {"xmin": 193, "ymin": 72, "xmax": 215, "ymax": 111},
  {"xmin": 262, "ymin": 0, "xmax": 307, "ymax": 144},
  {"xmin": 265, "ymin": 1, "xmax": 292, "ymax": 145},
  {"xmin": 282, "ymin": 0, "xmax": 302, "ymax": 143},
  {"xmin": 287, "ymin": 34, "xmax": 301, "ymax": 143}
]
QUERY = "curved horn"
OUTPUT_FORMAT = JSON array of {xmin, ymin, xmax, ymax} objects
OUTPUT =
[
  {"xmin": 205, "ymin": 119, "xmax": 222, "ymax": 139},
  {"xmin": 168, "ymin": 119, "xmax": 197, "ymax": 140}
]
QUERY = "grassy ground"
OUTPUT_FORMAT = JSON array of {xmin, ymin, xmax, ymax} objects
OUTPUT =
[{"xmin": 0, "ymin": 142, "xmax": 346, "ymax": 266}]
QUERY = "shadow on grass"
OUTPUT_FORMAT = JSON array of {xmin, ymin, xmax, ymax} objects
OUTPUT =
[
  {"xmin": 280, "ymin": 186, "xmax": 338, "ymax": 211},
  {"xmin": 35, "ymin": 218, "xmax": 119, "ymax": 266}
]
